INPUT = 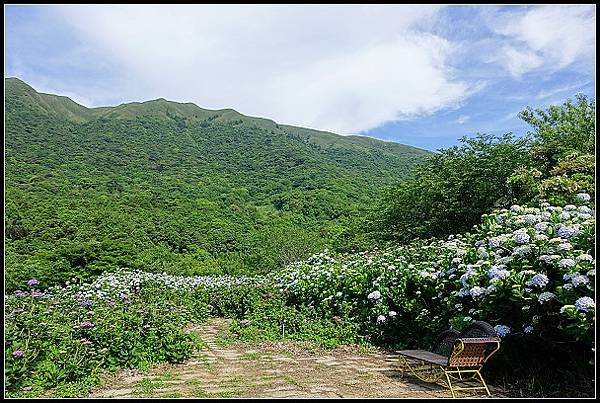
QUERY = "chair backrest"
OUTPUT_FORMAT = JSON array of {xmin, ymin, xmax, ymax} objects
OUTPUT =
[
  {"xmin": 432, "ymin": 329, "xmax": 461, "ymax": 357},
  {"xmin": 458, "ymin": 321, "xmax": 498, "ymax": 338},
  {"xmin": 448, "ymin": 337, "xmax": 500, "ymax": 367}
]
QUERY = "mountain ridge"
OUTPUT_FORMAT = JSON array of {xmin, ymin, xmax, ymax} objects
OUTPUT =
[{"xmin": 5, "ymin": 77, "xmax": 429, "ymax": 155}]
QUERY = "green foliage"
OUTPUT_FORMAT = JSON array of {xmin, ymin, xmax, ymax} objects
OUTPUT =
[
  {"xmin": 229, "ymin": 291, "xmax": 362, "ymax": 348},
  {"xmin": 366, "ymin": 133, "xmax": 532, "ymax": 242},
  {"xmin": 519, "ymin": 93, "xmax": 595, "ymax": 169},
  {"xmin": 508, "ymin": 94, "xmax": 595, "ymax": 205}
]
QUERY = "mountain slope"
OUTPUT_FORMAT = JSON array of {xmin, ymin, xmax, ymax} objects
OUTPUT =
[{"xmin": 4, "ymin": 77, "xmax": 430, "ymax": 290}]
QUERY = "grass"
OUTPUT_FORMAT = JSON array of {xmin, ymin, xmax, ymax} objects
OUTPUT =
[{"xmin": 134, "ymin": 378, "xmax": 164, "ymax": 397}]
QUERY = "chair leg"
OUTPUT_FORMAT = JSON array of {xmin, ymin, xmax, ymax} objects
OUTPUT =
[
  {"xmin": 475, "ymin": 369, "xmax": 492, "ymax": 397},
  {"xmin": 444, "ymin": 369, "xmax": 456, "ymax": 398}
]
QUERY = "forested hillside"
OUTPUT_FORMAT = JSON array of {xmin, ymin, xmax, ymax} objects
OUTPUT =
[{"xmin": 4, "ymin": 77, "xmax": 429, "ymax": 290}]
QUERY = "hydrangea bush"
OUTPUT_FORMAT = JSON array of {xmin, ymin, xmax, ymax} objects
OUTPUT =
[
  {"xmin": 4, "ymin": 271, "xmax": 266, "ymax": 397},
  {"xmin": 275, "ymin": 196, "xmax": 595, "ymax": 351}
]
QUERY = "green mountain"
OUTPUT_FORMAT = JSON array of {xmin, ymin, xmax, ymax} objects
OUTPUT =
[{"xmin": 4, "ymin": 77, "xmax": 430, "ymax": 290}]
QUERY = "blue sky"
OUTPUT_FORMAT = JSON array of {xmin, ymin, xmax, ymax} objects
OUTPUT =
[{"xmin": 5, "ymin": 5, "xmax": 596, "ymax": 151}]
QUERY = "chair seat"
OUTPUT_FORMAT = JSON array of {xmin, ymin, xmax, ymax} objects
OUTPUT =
[{"xmin": 397, "ymin": 349, "xmax": 449, "ymax": 366}]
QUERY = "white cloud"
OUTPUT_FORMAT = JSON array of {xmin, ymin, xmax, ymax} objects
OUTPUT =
[
  {"xmin": 53, "ymin": 5, "xmax": 480, "ymax": 134},
  {"xmin": 455, "ymin": 115, "xmax": 470, "ymax": 124},
  {"xmin": 488, "ymin": 5, "xmax": 596, "ymax": 77}
]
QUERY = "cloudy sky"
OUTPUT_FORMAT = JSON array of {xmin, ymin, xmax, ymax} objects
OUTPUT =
[{"xmin": 5, "ymin": 5, "xmax": 596, "ymax": 150}]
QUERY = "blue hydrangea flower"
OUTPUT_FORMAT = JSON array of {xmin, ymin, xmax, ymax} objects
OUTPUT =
[
  {"xmin": 513, "ymin": 246, "xmax": 532, "ymax": 256},
  {"xmin": 523, "ymin": 325, "xmax": 534, "ymax": 334},
  {"xmin": 488, "ymin": 266, "xmax": 510, "ymax": 280},
  {"xmin": 558, "ymin": 259, "xmax": 576, "ymax": 269},
  {"xmin": 494, "ymin": 325, "xmax": 511, "ymax": 338},
  {"xmin": 539, "ymin": 255, "xmax": 553, "ymax": 265},
  {"xmin": 559, "ymin": 212, "xmax": 571, "ymax": 221},
  {"xmin": 576, "ymin": 254, "xmax": 593, "ymax": 262},
  {"xmin": 469, "ymin": 286, "xmax": 485, "ymax": 300},
  {"xmin": 510, "ymin": 205, "xmax": 521, "ymax": 213},
  {"xmin": 557, "ymin": 243, "xmax": 573, "ymax": 252},
  {"xmin": 523, "ymin": 214, "xmax": 537, "ymax": 224},
  {"xmin": 575, "ymin": 297, "xmax": 595, "ymax": 312},
  {"xmin": 495, "ymin": 215, "xmax": 504, "ymax": 224},
  {"xmin": 488, "ymin": 237, "xmax": 501, "ymax": 248},
  {"xmin": 578, "ymin": 205, "xmax": 592, "ymax": 214},
  {"xmin": 538, "ymin": 292, "xmax": 555, "ymax": 304},
  {"xmin": 534, "ymin": 222, "xmax": 548, "ymax": 233},
  {"xmin": 557, "ymin": 226, "xmax": 577, "ymax": 239},
  {"xmin": 27, "ymin": 279, "xmax": 39, "ymax": 287},
  {"xmin": 576, "ymin": 193, "xmax": 591, "ymax": 202},
  {"xmin": 513, "ymin": 231, "xmax": 530, "ymax": 245},
  {"xmin": 571, "ymin": 274, "xmax": 589, "ymax": 287},
  {"xmin": 530, "ymin": 274, "xmax": 549, "ymax": 288}
]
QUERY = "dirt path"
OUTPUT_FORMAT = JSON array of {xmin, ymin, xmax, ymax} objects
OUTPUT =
[{"xmin": 89, "ymin": 318, "xmax": 504, "ymax": 398}]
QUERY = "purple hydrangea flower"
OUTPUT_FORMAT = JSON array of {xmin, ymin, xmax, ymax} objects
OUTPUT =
[
  {"xmin": 27, "ymin": 279, "xmax": 40, "ymax": 287},
  {"xmin": 80, "ymin": 321, "xmax": 95, "ymax": 328},
  {"xmin": 80, "ymin": 300, "xmax": 93, "ymax": 306},
  {"xmin": 12, "ymin": 350, "xmax": 25, "ymax": 358},
  {"xmin": 575, "ymin": 297, "xmax": 595, "ymax": 312}
]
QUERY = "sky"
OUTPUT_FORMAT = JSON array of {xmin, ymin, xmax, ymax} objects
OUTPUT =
[{"xmin": 4, "ymin": 4, "xmax": 596, "ymax": 151}]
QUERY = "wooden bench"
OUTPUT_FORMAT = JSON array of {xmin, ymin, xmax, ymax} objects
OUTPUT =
[{"xmin": 397, "ymin": 321, "xmax": 500, "ymax": 397}]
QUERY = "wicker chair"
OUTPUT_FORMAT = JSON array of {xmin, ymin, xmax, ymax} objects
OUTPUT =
[{"xmin": 397, "ymin": 321, "xmax": 500, "ymax": 397}]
